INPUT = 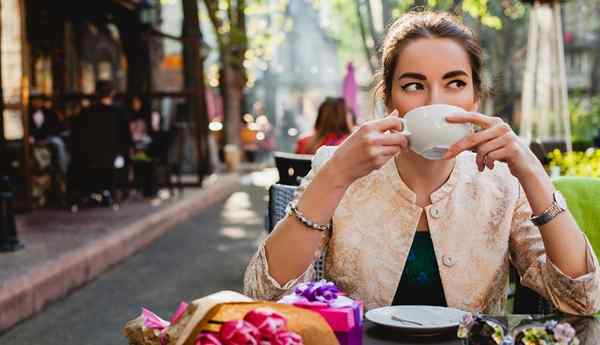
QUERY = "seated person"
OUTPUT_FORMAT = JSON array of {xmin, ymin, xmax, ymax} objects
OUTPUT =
[
  {"xmin": 29, "ymin": 94, "xmax": 68, "ymax": 174},
  {"xmin": 244, "ymin": 11, "xmax": 600, "ymax": 316},
  {"xmin": 295, "ymin": 97, "xmax": 353, "ymax": 155}
]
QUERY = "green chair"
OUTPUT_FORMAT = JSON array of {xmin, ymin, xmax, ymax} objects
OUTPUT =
[{"xmin": 553, "ymin": 176, "xmax": 600, "ymax": 257}]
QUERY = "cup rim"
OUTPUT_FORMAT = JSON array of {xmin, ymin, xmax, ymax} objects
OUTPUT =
[{"xmin": 403, "ymin": 104, "xmax": 466, "ymax": 118}]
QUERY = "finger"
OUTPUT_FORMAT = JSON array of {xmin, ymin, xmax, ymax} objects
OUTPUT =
[
  {"xmin": 475, "ymin": 135, "xmax": 511, "ymax": 169},
  {"xmin": 370, "ymin": 132, "xmax": 409, "ymax": 148},
  {"xmin": 485, "ymin": 155, "xmax": 495, "ymax": 170},
  {"xmin": 374, "ymin": 145, "xmax": 403, "ymax": 156},
  {"xmin": 444, "ymin": 125, "xmax": 507, "ymax": 159},
  {"xmin": 485, "ymin": 148, "xmax": 510, "ymax": 168},
  {"xmin": 371, "ymin": 112, "xmax": 405, "ymax": 133},
  {"xmin": 445, "ymin": 112, "xmax": 498, "ymax": 129}
]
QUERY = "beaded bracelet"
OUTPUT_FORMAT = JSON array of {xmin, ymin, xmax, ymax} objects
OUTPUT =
[{"xmin": 286, "ymin": 201, "xmax": 331, "ymax": 232}]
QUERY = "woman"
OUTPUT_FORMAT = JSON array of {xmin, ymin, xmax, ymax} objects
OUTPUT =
[
  {"xmin": 244, "ymin": 11, "xmax": 600, "ymax": 315},
  {"xmin": 295, "ymin": 97, "xmax": 353, "ymax": 155}
]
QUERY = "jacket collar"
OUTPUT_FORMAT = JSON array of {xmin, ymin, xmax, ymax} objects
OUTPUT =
[{"xmin": 381, "ymin": 153, "xmax": 466, "ymax": 204}]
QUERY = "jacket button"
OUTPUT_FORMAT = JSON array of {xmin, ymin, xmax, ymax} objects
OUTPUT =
[
  {"xmin": 429, "ymin": 207, "xmax": 441, "ymax": 219},
  {"xmin": 442, "ymin": 255, "xmax": 455, "ymax": 267}
]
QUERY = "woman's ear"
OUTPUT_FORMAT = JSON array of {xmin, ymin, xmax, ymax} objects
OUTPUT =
[{"xmin": 471, "ymin": 98, "xmax": 480, "ymax": 113}]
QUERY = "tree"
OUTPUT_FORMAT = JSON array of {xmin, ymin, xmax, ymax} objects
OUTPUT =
[
  {"xmin": 204, "ymin": 0, "xmax": 249, "ymax": 148},
  {"xmin": 182, "ymin": 0, "xmax": 212, "ymax": 181}
]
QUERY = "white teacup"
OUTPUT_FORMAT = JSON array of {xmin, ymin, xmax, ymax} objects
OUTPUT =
[{"xmin": 398, "ymin": 104, "xmax": 473, "ymax": 160}]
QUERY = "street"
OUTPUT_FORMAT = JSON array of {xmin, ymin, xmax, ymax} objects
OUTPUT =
[{"xmin": 0, "ymin": 170, "xmax": 276, "ymax": 345}]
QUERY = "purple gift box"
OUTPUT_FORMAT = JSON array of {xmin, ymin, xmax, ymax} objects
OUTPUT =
[
  {"xmin": 278, "ymin": 280, "xmax": 364, "ymax": 345},
  {"xmin": 306, "ymin": 300, "xmax": 363, "ymax": 345}
]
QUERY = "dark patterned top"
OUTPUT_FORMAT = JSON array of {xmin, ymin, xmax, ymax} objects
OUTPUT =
[{"xmin": 392, "ymin": 231, "xmax": 447, "ymax": 307}]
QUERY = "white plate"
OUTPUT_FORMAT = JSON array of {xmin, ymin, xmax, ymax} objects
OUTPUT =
[{"xmin": 365, "ymin": 305, "xmax": 468, "ymax": 335}]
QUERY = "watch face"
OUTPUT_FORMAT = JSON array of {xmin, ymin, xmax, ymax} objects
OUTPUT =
[{"xmin": 555, "ymin": 191, "xmax": 567, "ymax": 210}]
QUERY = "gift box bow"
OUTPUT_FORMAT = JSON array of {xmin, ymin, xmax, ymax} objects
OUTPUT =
[{"xmin": 278, "ymin": 280, "xmax": 355, "ymax": 309}]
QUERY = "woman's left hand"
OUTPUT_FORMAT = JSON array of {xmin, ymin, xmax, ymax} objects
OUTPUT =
[{"xmin": 443, "ymin": 112, "xmax": 541, "ymax": 179}]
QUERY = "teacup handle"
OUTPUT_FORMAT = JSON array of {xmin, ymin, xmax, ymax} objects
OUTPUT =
[{"xmin": 397, "ymin": 117, "xmax": 411, "ymax": 136}]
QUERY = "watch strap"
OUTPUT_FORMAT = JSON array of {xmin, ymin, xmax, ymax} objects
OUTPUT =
[{"xmin": 530, "ymin": 192, "xmax": 566, "ymax": 227}]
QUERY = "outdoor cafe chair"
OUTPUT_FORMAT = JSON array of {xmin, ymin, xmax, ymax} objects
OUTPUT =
[
  {"xmin": 266, "ymin": 183, "xmax": 325, "ymax": 280},
  {"xmin": 273, "ymin": 151, "xmax": 313, "ymax": 186},
  {"xmin": 267, "ymin": 183, "xmax": 553, "ymax": 314}
]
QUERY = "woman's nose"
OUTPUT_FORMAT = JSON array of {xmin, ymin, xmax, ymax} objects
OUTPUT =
[{"xmin": 427, "ymin": 86, "xmax": 451, "ymax": 106}]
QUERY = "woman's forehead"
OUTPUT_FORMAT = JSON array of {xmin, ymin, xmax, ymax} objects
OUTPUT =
[{"xmin": 394, "ymin": 37, "xmax": 472, "ymax": 78}]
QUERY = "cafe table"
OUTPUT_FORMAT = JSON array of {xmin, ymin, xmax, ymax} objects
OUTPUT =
[{"xmin": 362, "ymin": 314, "xmax": 600, "ymax": 345}]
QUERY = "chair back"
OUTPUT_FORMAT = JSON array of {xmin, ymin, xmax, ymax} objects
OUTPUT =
[
  {"xmin": 266, "ymin": 183, "xmax": 324, "ymax": 279},
  {"xmin": 273, "ymin": 152, "xmax": 313, "ymax": 186},
  {"xmin": 267, "ymin": 183, "xmax": 297, "ymax": 233}
]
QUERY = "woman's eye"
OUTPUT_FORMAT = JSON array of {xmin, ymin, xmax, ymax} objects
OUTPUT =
[
  {"xmin": 401, "ymin": 83, "xmax": 423, "ymax": 92},
  {"xmin": 448, "ymin": 80, "xmax": 467, "ymax": 89}
]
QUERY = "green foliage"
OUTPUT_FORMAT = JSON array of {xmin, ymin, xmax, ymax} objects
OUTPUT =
[
  {"xmin": 463, "ymin": 0, "xmax": 502, "ymax": 29},
  {"xmin": 548, "ymin": 149, "xmax": 600, "ymax": 178},
  {"xmin": 570, "ymin": 96, "xmax": 600, "ymax": 143},
  {"xmin": 312, "ymin": 0, "xmax": 369, "ymax": 72}
]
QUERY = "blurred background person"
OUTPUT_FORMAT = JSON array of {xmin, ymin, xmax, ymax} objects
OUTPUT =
[
  {"xmin": 68, "ymin": 80, "xmax": 131, "ymax": 206},
  {"xmin": 28, "ymin": 92, "xmax": 69, "ymax": 175},
  {"xmin": 295, "ymin": 97, "xmax": 353, "ymax": 155},
  {"xmin": 128, "ymin": 95, "xmax": 159, "ymax": 200}
]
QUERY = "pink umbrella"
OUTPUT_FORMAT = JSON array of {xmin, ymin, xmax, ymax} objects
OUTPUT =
[{"xmin": 342, "ymin": 62, "xmax": 358, "ymax": 120}]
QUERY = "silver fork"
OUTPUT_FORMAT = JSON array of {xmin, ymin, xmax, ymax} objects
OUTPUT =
[{"xmin": 391, "ymin": 315, "xmax": 424, "ymax": 326}]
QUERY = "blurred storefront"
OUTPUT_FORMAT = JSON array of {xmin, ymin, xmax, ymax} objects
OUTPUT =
[{"xmin": 0, "ymin": 0, "xmax": 164, "ymax": 210}]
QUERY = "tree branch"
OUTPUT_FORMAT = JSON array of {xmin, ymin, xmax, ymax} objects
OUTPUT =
[{"xmin": 354, "ymin": 0, "xmax": 376, "ymax": 74}]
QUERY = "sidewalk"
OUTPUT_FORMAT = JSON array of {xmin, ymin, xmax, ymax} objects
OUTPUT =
[{"xmin": 0, "ymin": 173, "xmax": 240, "ymax": 332}]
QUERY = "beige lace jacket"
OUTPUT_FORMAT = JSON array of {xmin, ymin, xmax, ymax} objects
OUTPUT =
[{"xmin": 244, "ymin": 147, "xmax": 600, "ymax": 315}]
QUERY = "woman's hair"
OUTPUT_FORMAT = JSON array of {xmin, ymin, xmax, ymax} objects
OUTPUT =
[
  {"xmin": 373, "ymin": 11, "xmax": 486, "ymax": 107},
  {"xmin": 308, "ymin": 97, "xmax": 352, "ymax": 153}
]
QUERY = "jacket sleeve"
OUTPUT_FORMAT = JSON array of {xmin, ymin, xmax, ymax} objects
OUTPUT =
[
  {"xmin": 509, "ymin": 184, "xmax": 600, "ymax": 315},
  {"xmin": 243, "ymin": 147, "xmax": 336, "ymax": 300}
]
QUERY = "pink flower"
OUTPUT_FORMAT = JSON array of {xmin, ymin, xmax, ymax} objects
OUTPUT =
[
  {"xmin": 270, "ymin": 330, "xmax": 303, "ymax": 345},
  {"xmin": 243, "ymin": 308, "xmax": 288, "ymax": 338},
  {"xmin": 195, "ymin": 332, "xmax": 223, "ymax": 345},
  {"xmin": 218, "ymin": 320, "xmax": 260, "ymax": 345}
]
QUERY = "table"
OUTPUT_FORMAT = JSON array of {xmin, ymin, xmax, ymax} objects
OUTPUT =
[{"xmin": 363, "ymin": 314, "xmax": 600, "ymax": 344}]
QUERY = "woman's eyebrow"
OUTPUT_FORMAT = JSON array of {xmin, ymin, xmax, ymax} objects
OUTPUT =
[
  {"xmin": 397, "ymin": 72, "xmax": 426, "ymax": 80},
  {"xmin": 443, "ymin": 70, "xmax": 469, "ymax": 79}
]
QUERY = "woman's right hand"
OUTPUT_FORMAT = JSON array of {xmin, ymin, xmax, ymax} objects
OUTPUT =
[{"xmin": 326, "ymin": 110, "xmax": 408, "ymax": 187}]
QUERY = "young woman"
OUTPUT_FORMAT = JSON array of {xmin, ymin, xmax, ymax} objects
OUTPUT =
[
  {"xmin": 244, "ymin": 11, "xmax": 600, "ymax": 315},
  {"xmin": 295, "ymin": 97, "xmax": 353, "ymax": 155}
]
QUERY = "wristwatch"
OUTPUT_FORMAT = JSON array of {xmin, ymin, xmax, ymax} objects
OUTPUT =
[{"xmin": 530, "ymin": 191, "xmax": 567, "ymax": 227}]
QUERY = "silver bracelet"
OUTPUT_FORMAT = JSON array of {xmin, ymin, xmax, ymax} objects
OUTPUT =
[{"xmin": 287, "ymin": 201, "xmax": 331, "ymax": 232}]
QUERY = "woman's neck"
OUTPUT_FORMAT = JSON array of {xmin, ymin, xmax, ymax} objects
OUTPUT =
[{"xmin": 394, "ymin": 150, "xmax": 456, "ymax": 204}]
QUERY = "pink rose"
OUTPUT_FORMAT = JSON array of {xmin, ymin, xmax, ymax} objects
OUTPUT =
[
  {"xmin": 219, "ymin": 320, "xmax": 260, "ymax": 345},
  {"xmin": 195, "ymin": 332, "xmax": 223, "ymax": 345},
  {"xmin": 243, "ymin": 308, "xmax": 288, "ymax": 338},
  {"xmin": 270, "ymin": 330, "xmax": 303, "ymax": 345}
]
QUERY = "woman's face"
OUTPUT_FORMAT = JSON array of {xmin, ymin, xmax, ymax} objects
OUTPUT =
[{"xmin": 388, "ymin": 38, "xmax": 479, "ymax": 116}]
